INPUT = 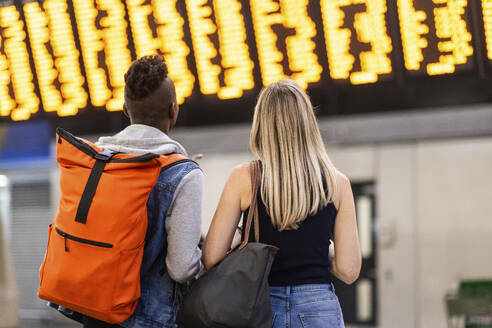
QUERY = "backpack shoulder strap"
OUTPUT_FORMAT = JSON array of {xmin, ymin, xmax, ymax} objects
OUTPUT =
[{"xmin": 155, "ymin": 153, "xmax": 194, "ymax": 170}]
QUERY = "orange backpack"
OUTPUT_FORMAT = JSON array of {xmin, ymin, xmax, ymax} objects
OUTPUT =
[{"xmin": 38, "ymin": 128, "xmax": 187, "ymax": 324}]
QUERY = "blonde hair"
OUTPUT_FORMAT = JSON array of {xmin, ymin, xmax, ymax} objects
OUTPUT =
[{"xmin": 249, "ymin": 79, "xmax": 337, "ymax": 231}]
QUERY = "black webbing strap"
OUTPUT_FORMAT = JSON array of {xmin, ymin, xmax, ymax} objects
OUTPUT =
[{"xmin": 75, "ymin": 150, "xmax": 115, "ymax": 224}]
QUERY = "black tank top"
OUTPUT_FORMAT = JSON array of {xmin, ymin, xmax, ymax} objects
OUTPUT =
[{"xmin": 242, "ymin": 186, "xmax": 337, "ymax": 286}]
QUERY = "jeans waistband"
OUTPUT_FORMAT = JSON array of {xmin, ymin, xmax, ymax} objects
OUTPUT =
[{"xmin": 269, "ymin": 283, "xmax": 334, "ymax": 294}]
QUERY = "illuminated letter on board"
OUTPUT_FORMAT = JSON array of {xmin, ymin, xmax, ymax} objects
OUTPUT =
[
  {"xmin": 482, "ymin": 0, "xmax": 492, "ymax": 61},
  {"xmin": 250, "ymin": 0, "xmax": 322, "ymax": 88},
  {"xmin": 24, "ymin": 0, "xmax": 87, "ymax": 118},
  {"xmin": 97, "ymin": 0, "xmax": 133, "ymax": 111},
  {"xmin": 0, "ymin": 4, "xmax": 39, "ymax": 121},
  {"xmin": 153, "ymin": 0, "xmax": 195, "ymax": 104},
  {"xmin": 426, "ymin": 0, "xmax": 473, "ymax": 75},
  {"xmin": 397, "ymin": 0, "xmax": 473, "ymax": 75},
  {"xmin": 185, "ymin": 0, "xmax": 254, "ymax": 99},
  {"xmin": 127, "ymin": 0, "xmax": 194, "ymax": 104},
  {"xmin": 321, "ymin": 0, "xmax": 393, "ymax": 84},
  {"xmin": 72, "ymin": 0, "xmax": 132, "ymax": 111}
]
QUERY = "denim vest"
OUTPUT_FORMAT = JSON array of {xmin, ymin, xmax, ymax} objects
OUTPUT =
[{"xmin": 121, "ymin": 160, "xmax": 200, "ymax": 328}]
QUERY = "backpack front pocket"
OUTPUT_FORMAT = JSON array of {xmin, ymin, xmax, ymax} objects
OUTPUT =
[
  {"xmin": 55, "ymin": 227, "xmax": 113, "ymax": 249},
  {"xmin": 40, "ymin": 226, "xmax": 118, "ymax": 315}
]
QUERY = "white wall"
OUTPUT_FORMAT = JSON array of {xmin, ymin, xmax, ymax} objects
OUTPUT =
[
  {"xmin": 199, "ymin": 152, "xmax": 254, "ymax": 234},
  {"xmin": 376, "ymin": 145, "xmax": 417, "ymax": 328},
  {"xmin": 415, "ymin": 138, "xmax": 492, "ymax": 328}
]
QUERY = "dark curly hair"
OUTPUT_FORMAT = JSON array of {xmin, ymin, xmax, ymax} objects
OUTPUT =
[{"xmin": 124, "ymin": 55, "xmax": 168, "ymax": 101}]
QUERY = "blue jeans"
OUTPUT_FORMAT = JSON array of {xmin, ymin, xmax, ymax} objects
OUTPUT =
[{"xmin": 270, "ymin": 284, "xmax": 345, "ymax": 328}]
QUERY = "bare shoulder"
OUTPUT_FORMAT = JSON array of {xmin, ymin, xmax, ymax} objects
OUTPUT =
[
  {"xmin": 227, "ymin": 162, "xmax": 253, "ymax": 193},
  {"xmin": 229, "ymin": 162, "xmax": 252, "ymax": 180},
  {"xmin": 336, "ymin": 170, "xmax": 351, "ymax": 188},
  {"xmin": 332, "ymin": 170, "xmax": 352, "ymax": 210},
  {"xmin": 228, "ymin": 162, "xmax": 254, "ymax": 211}
]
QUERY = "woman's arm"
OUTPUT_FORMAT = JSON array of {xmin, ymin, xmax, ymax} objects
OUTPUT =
[
  {"xmin": 202, "ymin": 164, "xmax": 251, "ymax": 270},
  {"xmin": 331, "ymin": 173, "xmax": 361, "ymax": 284}
]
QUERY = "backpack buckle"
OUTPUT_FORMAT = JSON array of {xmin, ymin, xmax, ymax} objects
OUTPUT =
[{"xmin": 94, "ymin": 149, "xmax": 116, "ymax": 161}]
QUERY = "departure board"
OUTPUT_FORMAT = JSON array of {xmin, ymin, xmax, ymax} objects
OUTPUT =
[{"xmin": 0, "ymin": 0, "xmax": 490, "ymax": 127}]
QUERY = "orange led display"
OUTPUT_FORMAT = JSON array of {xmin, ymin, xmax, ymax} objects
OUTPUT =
[
  {"xmin": 397, "ymin": 0, "xmax": 428, "ymax": 71},
  {"xmin": 482, "ymin": 0, "xmax": 492, "ymax": 60},
  {"xmin": 185, "ymin": 0, "xmax": 254, "ymax": 98},
  {"xmin": 126, "ymin": 0, "xmax": 160, "ymax": 57},
  {"xmin": 152, "ymin": 0, "xmax": 195, "ymax": 104},
  {"xmin": 321, "ymin": 0, "xmax": 393, "ymax": 85},
  {"xmin": 185, "ymin": 0, "xmax": 221, "ymax": 95},
  {"xmin": 280, "ymin": 0, "xmax": 322, "ymax": 88},
  {"xmin": 127, "ymin": 0, "xmax": 194, "ymax": 104},
  {"xmin": 212, "ymin": 0, "xmax": 254, "ymax": 99},
  {"xmin": 250, "ymin": 0, "xmax": 322, "ymax": 88},
  {"xmin": 23, "ymin": 0, "xmax": 87, "ymax": 118},
  {"xmin": 427, "ymin": 0, "xmax": 473, "ymax": 75},
  {"xmin": 72, "ymin": 0, "xmax": 111, "ymax": 107},
  {"xmin": 24, "ymin": 2, "xmax": 62, "ymax": 114},
  {"xmin": 397, "ymin": 0, "xmax": 473, "ymax": 75},
  {"xmin": 72, "ymin": 0, "xmax": 132, "ymax": 111},
  {"xmin": 97, "ymin": 0, "xmax": 133, "ymax": 111},
  {"xmin": 0, "ymin": 0, "xmax": 485, "ymax": 122},
  {"xmin": 0, "ymin": 5, "xmax": 39, "ymax": 121},
  {"xmin": 249, "ymin": 0, "xmax": 284, "ymax": 86}
]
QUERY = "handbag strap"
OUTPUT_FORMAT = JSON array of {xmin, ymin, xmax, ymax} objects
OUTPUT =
[{"xmin": 239, "ymin": 160, "xmax": 260, "ymax": 249}]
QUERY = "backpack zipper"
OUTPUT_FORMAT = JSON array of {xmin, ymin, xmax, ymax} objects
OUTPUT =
[{"xmin": 55, "ymin": 227, "xmax": 113, "ymax": 251}]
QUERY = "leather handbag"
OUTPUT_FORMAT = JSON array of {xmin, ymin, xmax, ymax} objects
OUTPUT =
[{"xmin": 176, "ymin": 160, "xmax": 278, "ymax": 328}]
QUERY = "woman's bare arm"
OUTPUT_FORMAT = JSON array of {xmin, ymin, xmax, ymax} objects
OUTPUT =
[
  {"xmin": 202, "ymin": 164, "xmax": 251, "ymax": 270},
  {"xmin": 331, "ymin": 172, "xmax": 361, "ymax": 284}
]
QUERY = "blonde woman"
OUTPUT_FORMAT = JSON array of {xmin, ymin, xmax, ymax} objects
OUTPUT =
[{"xmin": 203, "ymin": 80, "xmax": 361, "ymax": 327}]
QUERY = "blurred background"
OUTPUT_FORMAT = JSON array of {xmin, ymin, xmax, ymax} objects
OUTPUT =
[{"xmin": 0, "ymin": 0, "xmax": 491, "ymax": 327}]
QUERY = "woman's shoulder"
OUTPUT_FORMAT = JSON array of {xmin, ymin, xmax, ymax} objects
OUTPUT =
[
  {"xmin": 229, "ymin": 162, "xmax": 252, "ymax": 179},
  {"xmin": 334, "ymin": 169, "xmax": 350, "ymax": 187},
  {"xmin": 226, "ymin": 162, "xmax": 254, "ymax": 193},
  {"xmin": 228, "ymin": 162, "xmax": 254, "ymax": 211},
  {"xmin": 332, "ymin": 169, "xmax": 352, "ymax": 210}
]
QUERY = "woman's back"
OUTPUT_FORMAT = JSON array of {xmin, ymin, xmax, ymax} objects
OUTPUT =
[{"xmin": 243, "ymin": 188, "xmax": 337, "ymax": 286}]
